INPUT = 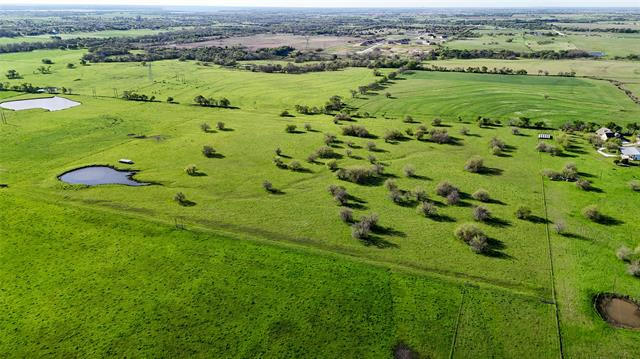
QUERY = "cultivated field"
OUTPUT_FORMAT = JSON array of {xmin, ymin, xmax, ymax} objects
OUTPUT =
[{"xmin": 173, "ymin": 33, "xmax": 361, "ymax": 52}]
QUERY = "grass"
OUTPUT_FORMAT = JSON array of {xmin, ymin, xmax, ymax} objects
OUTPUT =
[
  {"xmin": 1, "ymin": 49, "xmax": 640, "ymax": 357},
  {"xmin": 0, "ymin": 28, "xmax": 184, "ymax": 45},
  {"xmin": 445, "ymin": 30, "xmax": 640, "ymax": 58}
]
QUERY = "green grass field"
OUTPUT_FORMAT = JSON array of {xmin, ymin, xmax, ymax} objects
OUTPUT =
[
  {"xmin": 0, "ymin": 28, "xmax": 183, "ymax": 45},
  {"xmin": 1, "ymin": 49, "xmax": 640, "ymax": 357},
  {"xmin": 446, "ymin": 30, "xmax": 640, "ymax": 58}
]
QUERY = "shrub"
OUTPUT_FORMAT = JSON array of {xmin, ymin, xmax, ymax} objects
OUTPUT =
[
  {"xmin": 346, "ymin": 149, "xmax": 353, "ymax": 157},
  {"xmin": 200, "ymin": 122, "xmax": 211, "ymax": 132},
  {"xmin": 315, "ymin": 146, "xmax": 336, "ymax": 159},
  {"xmin": 275, "ymin": 147, "xmax": 282, "ymax": 156},
  {"xmin": 536, "ymin": 142, "xmax": 551, "ymax": 152},
  {"xmin": 542, "ymin": 169, "xmax": 563, "ymax": 181},
  {"xmin": 511, "ymin": 127, "xmax": 520, "ymax": 135},
  {"xmin": 576, "ymin": 179, "xmax": 592, "ymax": 191},
  {"xmin": 389, "ymin": 190, "xmax": 408, "ymax": 204},
  {"xmin": 617, "ymin": 246, "xmax": 632, "ymax": 261},
  {"xmin": 446, "ymin": 190, "xmax": 460, "ymax": 205},
  {"xmin": 346, "ymin": 141, "xmax": 356, "ymax": 148},
  {"xmin": 324, "ymin": 133, "xmax": 337, "ymax": 146},
  {"xmin": 342, "ymin": 124, "xmax": 370, "ymax": 138},
  {"xmin": 554, "ymin": 220, "xmax": 567, "ymax": 234},
  {"xmin": 464, "ymin": 156, "xmax": 484, "ymax": 173},
  {"xmin": 415, "ymin": 129, "xmax": 425, "ymax": 140},
  {"xmin": 273, "ymin": 157, "xmax": 288, "ymax": 169},
  {"xmin": 383, "ymin": 129, "xmax": 404, "ymax": 142},
  {"xmin": 360, "ymin": 213, "xmax": 379, "ymax": 230},
  {"xmin": 326, "ymin": 160, "xmax": 338, "ymax": 171},
  {"xmin": 417, "ymin": 201, "xmax": 437, "ymax": 217},
  {"xmin": 174, "ymin": 192, "xmax": 187, "ymax": 205},
  {"xmin": 432, "ymin": 118, "xmax": 442, "ymax": 126},
  {"xmin": 403, "ymin": 165, "xmax": 416, "ymax": 178},
  {"xmin": 304, "ymin": 123, "xmax": 312, "ymax": 131},
  {"xmin": 285, "ymin": 124, "xmax": 297, "ymax": 133},
  {"xmin": 337, "ymin": 166, "xmax": 376, "ymax": 184},
  {"xmin": 436, "ymin": 181, "xmax": 459, "ymax": 197},
  {"xmin": 469, "ymin": 235, "xmax": 489, "ymax": 254},
  {"xmin": 405, "ymin": 128, "xmax": 414, "ymax": 136},
  {"xmin": 371, "ymin": 163, "xmax": 385, "ymax": 175},
  {"xmin": 413, "ymin": 187, "xmax": 428, "ymax": 202},
  {"xmin": 351, "ymin": 222, "xmax": 370, "ymax": 239},
  {"xmin": 491, "ymin": 146, "xmax": 502, "ymax": 156},
  {"xmin": 289, "ymin": 161, "xmax": 303, "ymax": 172},
  {"xmin": 334, "ymin": 113, "xmax": 351, "ymax": 122},
  {"xmin": 368, "ymin": 154, "xmax": 377, "ymax": 164},
  {"xmin": 366, "ymin": 142, "xmax": 377, "ymax": 151},
  {"xmin": 627, "ymin": 261, "xmax": 640, "ymax": 277},
  {"xmin": 216, "ymin": 122, "xmax": 225, "ymax": 130},
  {"xmin": 629, "ymin": 180, "xmax": 640, "ymax": 192},
  {"xmin": 202, "ymin": 145, "xmax": 216, "ymax": 158},
  {"xmin": 403, "ymin": 115, "xmax": 414, "ymax": 123},
  {"xmin": 429, "ymin": 129, "xmax": 450, "ymax": 144},
  {"xmin": 459, "ymin": 127, "xmax": 469, "ymax": 135},
  {"xmin": 473, "ymin": 205, "xmax": 492, "ymax": 222},
  {"xmin": 328, "ymin": 184, "xmax": 346, "ymax": 197},
  {"xmin": 562, "ymin": 163, "xmax": 578, "ymax": 181},
  {"xmin": 185, "ymin": 165, "xmax": 198, "ymax": 176},
  {"xmin": 384, "ymin": 179, "xmax": 398, "ymax": 192},
  {"xmin": 279, "ymin": 110, "xmax": 290, "ymax": 117},
  {"xmin": 454, "ymin": 223, "xmax": 486, "ymax": 243},
  {"xmin": 339, "ymin": 208, "xmax": 353, "ymax": 223},
  {"xmin": 549, "ymin": 146, "xmax": 563, "ymax": 156},
  {"xmin": 515, "ymin": 206, "xmax": 532, "ymax": 220},
  {"xmin": 472, "ymin": 189, "xmax": 490, "ymax": 202},
  {"xmin": 582, "ymin": 205, "xmax": 601, "ymax": 222},
  {"xmin": 262, "ymin": 180, "xmax": 274, "ymax": 192},
  {"xmin": 489, "ymin": 137, "xmax": 505, "ymax": 151},
  {"xmin": 334, "ymin": 190, "xmax": 347, "ymax": 205},
  {"xmin": 307, "ymin": 153, "xmax": 318, "ymax": 163}
]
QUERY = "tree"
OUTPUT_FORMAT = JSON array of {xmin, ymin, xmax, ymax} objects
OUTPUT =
[
  {"xmin": 403, "ymin": 165, "xmax": 416, "ymax": 178},
  {"xmin": 216, "ymin": 122, "xmax": 225, "ymax": 130},
  {"xmin": 582, "ymin": 205, "xmax": 601, "ymax": 222},
  {"xmin": 464, "ymin": 156, "xmax": 484, "ymax": 173},
  {"xmin": 472, "ymin": 189, "xmax": 490, "ymax": 202},
  {"xmin": 262, "ymin": 180, "xmax": 275, "ymax": 193},
  {"xmin": 202, "ymin": 145, "xmax": 216, "ymax": 158},
  {"xmin": 417, "ymin": 201, "xmax": 437, "ymax": 217},
  {"xmin": 66, "ymin": 63, "xmax": 75, "ymax": 69},
  {"xmin": 515, "ymin": 206, "xmax": 532, "ymax": 220},
  {"xmin": 473, "ymin": 206, "xmax": 492, "ymax": 222},
  {"xmin": 285, "ymin": 124, "xmax": 297, "ymax": 133},
  {"xmin": 6, "ymin": 69, "xmax": 21, "ymax": 79},
  {"xmin": 185, "ymin": 165, "xmax": 198, "ymax": 176}
]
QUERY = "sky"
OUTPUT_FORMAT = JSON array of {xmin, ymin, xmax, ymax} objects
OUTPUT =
[{"xmin": 0, "ymin": 0, "xmax": 638, "ymax": 8}]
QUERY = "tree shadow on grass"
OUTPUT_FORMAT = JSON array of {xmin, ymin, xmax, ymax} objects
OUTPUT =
[
  {"xmin": 189, "ymin": 171, "xmax": 207, "ymax": 177},
  {"xmin": 526, "ymin": 215, "xmax": 550, "ymax": 224},
  {"xmin": 179, "ymin": 200, "xmax": 197, "ymax": 207},
  {"xmin": 560, "ymin": 232, "xmax": 591, "ymax": 241},
  {"xmin": 484, "ymin": 198, "xmax": 506, "ymax": 205},
  {"xmin": 409, "ymin": 174, "xmax": 432, "ymax": 181},
  {"xmin": 483, "ymin": 237, "xmax": 513, "ymax": 259},
  {"xmin": 430, "ymin": 214, "xmax": 456, "ymax": 222},
  {"xmin": 372, "ymin": 224, "xmax": 406, "ymax": 238},
  {"xmin": 595, "ymin": 215, "xmax": 624, "ymax": 226},
  {"xmin": 486, "ymin": 216, "xmax": 511, "ymax": 228},
  {"xmin": 478, "ymin": 167, "xmax": 504, "ymax": 176},
  {"xmin": 205, "ymin": 153, "xmax": 226, "ymax": 159},
  {"xmin": 266, "ymin": 189, "xmax": 286, "ymax": 195},
  {"xmin": 361, "ymin": 235, "xmax": 399, "ymax": 249}
]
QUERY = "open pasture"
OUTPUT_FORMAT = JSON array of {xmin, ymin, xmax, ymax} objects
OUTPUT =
[{"xmin": 2, "ymin": 51, "xmax": 640, "ymax": 358}]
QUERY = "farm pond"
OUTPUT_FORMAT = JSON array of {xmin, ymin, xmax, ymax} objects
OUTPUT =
[
  {"xmin": 58, "ymin": 166, "xmax": 149, "ymax": 186},
  {"xmin": 0, "ymin": 96, "xmax": 80, "ymax": 111}
]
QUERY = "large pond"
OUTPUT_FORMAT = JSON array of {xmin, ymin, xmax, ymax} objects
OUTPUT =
[
  {"xmin": 58, "ymin": 166, "xmax": 149, "ymax": 186},
  {"xmin": 0, "ymin": 96, "xmax": 81, "ymax": 111}
]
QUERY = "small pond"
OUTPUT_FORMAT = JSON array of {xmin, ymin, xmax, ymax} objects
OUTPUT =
[
  {"xmin": 58, "ymin": 166, "xmax": 149, "ymax": 186},
  {"xmin": 0, "ymin": 96, "xmax": 81, "ymax": 111}
]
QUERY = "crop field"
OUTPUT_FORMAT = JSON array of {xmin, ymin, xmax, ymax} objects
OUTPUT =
[
  {"xmin": 1, "ymin": 37, "xmax": 640, "ymax": 357},
  {"xmin": 173, "ymin": 33, "xmax": 361, "ymax": 52}
]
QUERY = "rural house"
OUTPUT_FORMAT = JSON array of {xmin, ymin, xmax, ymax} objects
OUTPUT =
[
  {"xmin": 596, "ymin": 127, "xmax": 615, "ymax": 141},
  {"xmin": 620, "ymin": 147, "xmax": 640, "ymax": 161}
]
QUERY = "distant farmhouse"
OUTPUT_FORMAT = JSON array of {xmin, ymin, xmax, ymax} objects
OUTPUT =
[{"xmin": 621, "ymin": 147, "xmax": 640, "ymax": 161}]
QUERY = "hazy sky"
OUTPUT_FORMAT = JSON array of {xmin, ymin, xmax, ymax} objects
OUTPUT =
[{"xmin": 1, "ymin": 0, "xmax": 638, "ymax": 8}]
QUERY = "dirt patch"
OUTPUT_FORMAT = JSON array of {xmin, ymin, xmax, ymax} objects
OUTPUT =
[
  {"xmin": 393, "ymin": 342, "xmax": 419, "ymax": 359},
  {"xmin": 174, "ymin": 33, "xmax": 360, "ymax": 50},
  {"xmin": 595, "ymin": 293, "xmax": 640, "ymax": 329}
]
